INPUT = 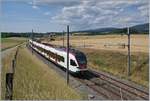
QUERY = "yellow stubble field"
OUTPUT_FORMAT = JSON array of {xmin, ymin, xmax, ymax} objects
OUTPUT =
[{"xmin": 47, "ymin": 34, "xmax": 149, "ymax": 53}]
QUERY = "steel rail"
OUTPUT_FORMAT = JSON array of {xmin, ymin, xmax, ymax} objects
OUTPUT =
[{"xmin": 90, "ymin": 70, "xmax": 149, "ymax": 100}]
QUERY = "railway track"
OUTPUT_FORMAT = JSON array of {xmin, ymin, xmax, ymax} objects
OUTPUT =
[
  {"xmin": 27, "ymin": 45, "xmax": 149, "ymax": 100},
  {"xmin": 75, "ymin": 77, "xmax": 128, "ymax": 100},
  {"xmin": 75, "ymin": 70, "xmax": 149, "ymax": 100},
  {"xmin": 91, "ymin": 70, "xmax": 149, "ymax": 100}
]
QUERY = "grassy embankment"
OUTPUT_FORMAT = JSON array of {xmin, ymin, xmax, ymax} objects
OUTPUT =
[
  {"xmin": 1, "ymin": 46, "xmax": 82, "ymax": 100},
  {"xmin": 1, "ymin": 37, "xmax": 27, "ymax": 51},
  {"xmin": 1, "ymin": 48, "xmax": 17, "ymax": 99},
  {"xmin": 79, "ymin": 48, "xmax": 149, "ymax": 87}
]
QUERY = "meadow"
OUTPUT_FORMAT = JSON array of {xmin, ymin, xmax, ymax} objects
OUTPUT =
[
  {"xmin": 1, "ymin": 37, "xmax": 27, "ymax": 51},
  {"xmin": 79, "ymin": 48, "xmax": 149, "ymax": 87}
]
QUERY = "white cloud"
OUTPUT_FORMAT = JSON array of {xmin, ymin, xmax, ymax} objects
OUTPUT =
[
  {"xmin": 50, "ymin": 0, "xmax": 148, "ymax": 30},
  {"xmin": 33, "ymin": 0, "xmax": 81, "ymax": 6},
  {"xmin": 118, "ymin": 17, "xmax": 132, "ymax": 24},
  {"xmin": 30, "ymin": 0, "xmax": 40, "ymax": 9},
  {"xmin": 28, "ymin": 1, "xmax": 33, "ymax": 5},
  {"xmin": 6, "ymin": 0, "xmax": 148, "ymax": 30},
  {"xmin": 3, "ymin": 0, "xmax": 149, "ymax": 30},
  {"xmin": 44, "ymin": 12, "xmax": 50, "ymax": 15},
  {"xmin": 32, "ymin": 5, "xmax": 39, "ymax": 9},
  {"xmin": 138, "ymin": 5, "xmax": 149, "ymax": 17}
]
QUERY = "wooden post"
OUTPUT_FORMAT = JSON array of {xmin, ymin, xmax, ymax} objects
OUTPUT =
[
  {"xmin": 66, "ymin": 25, "xmax": 70, "ymax": 85},
  {"xmin": 12, "ymin": 59, "xmax": 15, "ymax": 73},
  {"xmin": 5, "ymin": 73, "xmax": 13, "ymax": 100}
]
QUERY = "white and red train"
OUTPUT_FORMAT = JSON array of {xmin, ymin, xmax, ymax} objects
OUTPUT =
[{"xmin": 29, "ymin": 39, "xmax": 87, "ymax": 73}]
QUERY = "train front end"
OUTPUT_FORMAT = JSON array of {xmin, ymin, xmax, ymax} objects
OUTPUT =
[{"xmin": 75, "ymin": 51, "xmax": 87, "ymax": 72}]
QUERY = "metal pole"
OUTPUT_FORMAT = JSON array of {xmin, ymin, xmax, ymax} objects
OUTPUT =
[
  {"xmin": 32, "ymin": 29, "xmax": 33, "ymax": 40},
  {"xmin": 32, "ymin": 29, "xmax": 33, "ymax": 54},
  {"xmin": 127, "ymin": 27, "xmax": 131, "ymax": 76},
  {"xmin": 63, "ymin": 31, "xmax": 64, "ymax": 47},
  {"xmin": 67, "ymin": 25, "xmax": 69, "ymax": 85},
  {"xmin": 84, "ymin": 40, "xmax": 85, "ymax": 48}
]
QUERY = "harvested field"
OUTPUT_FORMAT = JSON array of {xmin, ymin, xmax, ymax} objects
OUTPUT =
[
  {"xmin": 42, "ymin": 34, "xmax": 149, "ymax": 87},
  {"xmin": 47, "ymin": 35, "xmax": 149, "ymax": 53}
]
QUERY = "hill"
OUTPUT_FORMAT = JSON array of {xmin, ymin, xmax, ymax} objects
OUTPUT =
[
  {"xmin": 73, "ymin": 23, "xmax": 149, "ymax": 35},
  {"xmin": 131, "ymin": 23, "xmax": 149, "ymax": 33},
  {"xmin": 1, "ymin": 23, "xmax": 149, "ymax": 38}
]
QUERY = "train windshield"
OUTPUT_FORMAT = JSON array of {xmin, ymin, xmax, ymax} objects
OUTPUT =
[{"xmin": 75, "ymin": 52, "xmax": 87, "ymax": 64}]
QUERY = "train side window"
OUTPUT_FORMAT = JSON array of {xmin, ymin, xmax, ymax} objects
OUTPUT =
[
  {"xmin": 70, "ymin": 59, "xmax": 77, "ymax": 66},
  {"xmin": 60, "ymin": 56, "xmax": 64, "ymax": 62}
]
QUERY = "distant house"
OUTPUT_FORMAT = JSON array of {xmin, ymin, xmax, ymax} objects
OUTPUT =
[
  {"xmin": 46, "ymin": 32, "xmax": 56, "ymax": 37},
  {"xmin": 44, "ymin": 32, "xmax": 56, "ymax": 41}
]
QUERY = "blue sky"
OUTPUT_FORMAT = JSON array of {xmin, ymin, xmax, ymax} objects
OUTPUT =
[{"xmin": 1, "ymin": 0, "xmax": 149, "ymax": 32}]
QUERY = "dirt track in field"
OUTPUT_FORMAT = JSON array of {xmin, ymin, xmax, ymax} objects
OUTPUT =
[{"xmin": 45, "ymin": 35, "xmax": 149, "ymax": 53}]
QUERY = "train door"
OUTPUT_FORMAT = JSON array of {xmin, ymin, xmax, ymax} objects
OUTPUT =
[{"xmin": 69, "ymin": 59, "xmax": 78, "ymax": 72}]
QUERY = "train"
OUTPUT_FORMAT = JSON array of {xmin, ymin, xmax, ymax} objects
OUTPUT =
[{"xmin": 29, "ymin": 39, "xmax": 87, "ymax": 73}]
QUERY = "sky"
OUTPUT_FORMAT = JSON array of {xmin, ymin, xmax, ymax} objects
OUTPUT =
[{"xmin": 1, "ymin": 0, "xmax": 149, "ymax": 32}]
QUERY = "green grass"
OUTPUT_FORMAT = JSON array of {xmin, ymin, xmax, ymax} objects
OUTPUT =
[
  {"xmin": 79, "ymin": 48, "xmax": 149, "ymax": 87},
  {"xmin": 11, "ymin": 46, "xmax": 81, "ymax": 100},
  {"xmin": 1, "ymin": 37, "xmax": 27, "ymax": 51}
]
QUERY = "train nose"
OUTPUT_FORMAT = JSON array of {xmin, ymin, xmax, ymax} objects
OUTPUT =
[{"xmin": 79, "ymin": 64, "xmax": 87, "ymax": 69}]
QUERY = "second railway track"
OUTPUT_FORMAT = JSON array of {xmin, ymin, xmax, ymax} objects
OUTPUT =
[
  {"xmin": 91, "ymin": 70, "xmax": 149, "ymax": 100},
  {"xmin": 27, "ymin": 45, "xmax": 149, "ymax": 100},
  {"xmin": 74, "ymin": 70, "xmax": 149, "ymax": 100}
]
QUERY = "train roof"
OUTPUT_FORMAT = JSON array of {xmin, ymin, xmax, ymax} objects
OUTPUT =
[
  {"xmin": 42, "ymin": 42, "xmax": 83, "ymax": 55},
  {"xmin": 60, "ymin": 47, "xmax": 83, "ymax": 54},
  {"xmin": 30, "ymin": 40, "xmax": 84, "ymax": 55}
]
